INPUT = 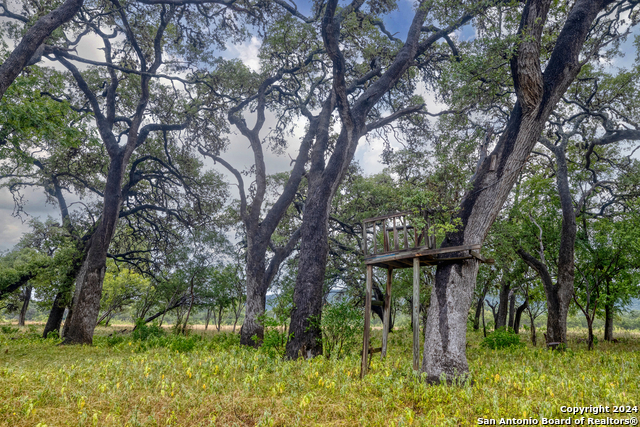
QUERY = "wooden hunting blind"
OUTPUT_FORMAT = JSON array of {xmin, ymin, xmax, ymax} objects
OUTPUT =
[{"xmin": 360, "ymin": 209, "xmax": 494, "ymax": 378}]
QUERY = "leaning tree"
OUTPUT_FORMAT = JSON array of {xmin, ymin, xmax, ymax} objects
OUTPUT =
[{"xmin": 422, "ymin": 0, "xmax": 640, "ymax": 383}]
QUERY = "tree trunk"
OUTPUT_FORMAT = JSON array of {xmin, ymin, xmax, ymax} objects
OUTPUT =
[
  {"xmin": 43, "ymin": 292, "xmax": 66, "ymax": 338},
  {"xmin": 18, "ymin": 286, "xmax": 32, "ymax": 327},
  {"xmin": 423, "ymin": 260, "xmax": 479, "ymax": 383},
  {"xmin": 482, "ymin": 300, "xmax": 487, "ymax": 338},
  {"xmin": 0, "ymin": 0, "xmax": 84, "ymax": 101},
  {"xmin": 216, "ymin": 305, "xmax": 223, "ymax": 331},
  {"xmin": 62, "ymin": 153, "xmax": 128, "ymax": 345},
  {"xmin": 473, "ymin": 281, "xmax": 490, "ymax": 331},
  {"xmin": 285, "ymin": 186, "xmax": 331, "ymax": 359},
  {"xmin": 205, "ymin": 308, "xmax": 211, "ymax": 330},
  {"xmin": 473, "ymin": 295, "xmax": 483, "ymax": 331},
  {"xmin": 507, "ymin": 291, "xmax": 516, "ymax": 331},
  {"xmin": 240, "ymin": 253, "xmax": 267, "ymax": 346},
  {"xmin": 496, "ymin": 281, "xmax": 510, "ymax": 330},
  {"xmin": 528, "ymin": 307, "xmax": 537, "ymax": 346},
  {"xmin": 422, "ymin": 0, "xmax": 611, "ymax": 382},
  {"xmin": 587, "ymin": 317, "xmax": 594, "ymax": 350},
  {"xmin": 181, "ymin": 277, "xmax": 196, "ymax": 335},
  {"xmin": 513, "ymin": 300, "xmax": 528, "ymax": 334},
  {"xmin": 604, "ymin": 301, "xmax": 614, "ymax": 341}
]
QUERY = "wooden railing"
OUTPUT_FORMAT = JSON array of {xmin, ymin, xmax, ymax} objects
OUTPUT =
[{"xmin": 362, "ymin": 210, "xmax": 437, "ymax": 257}]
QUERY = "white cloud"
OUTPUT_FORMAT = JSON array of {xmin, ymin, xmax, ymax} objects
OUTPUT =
[{"xmin": 227, "ymin": 36, "xmax": 262, "ymax": 72}]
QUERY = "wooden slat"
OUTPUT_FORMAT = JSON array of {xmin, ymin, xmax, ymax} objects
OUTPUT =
[
  {"xmin": 364, "ymin": 244, "xmax": 482, "ymax": 264},
  {"xmin": 393, "ymin": 217, "xmax": 399, "ymax": 251},
  {"xmin": 363, "ymin": 210, "xmax": 413, "ymax": 223},
  {"xmin": 381, "ymin": 268, "xmax": 393, "ymax": 359},
  {"xmin": 413, "ymin": 257, "xmax": 420, "ymax": 371},
  {"xmin": 361, "ymin": 265, "xmax": 373, "ymax": 379},
  {"xmin": 362, "ymin": 221, "xmax": 367, "ymax": 256},
  {"xmin": 383, "ymin": 219, "xmax": 389, "ymax": 252},
  {"xmin": 402, "ymin": 217, "xmax": 408, "ymax": 249},
  {"xmin": 373, "ymin": 222, "xmax": 377, "ymax": 254}
]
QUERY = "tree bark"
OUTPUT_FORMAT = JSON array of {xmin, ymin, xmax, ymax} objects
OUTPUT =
[
  {"xmin": 205, "ymin": 308, "xmax": 211, "ymax": 330},
  {"xmin": 507, "ymin": 291, "xmax": 516, "ymax": 331},
  {"xmin": 240, "ymin": 252, "xmax": 267, "ymax": 345},
  {"xmin": 604, "ymin": 301, "xmax": 614, "ymax": 341},
  {"xmin": 43, "ymin": 292, "xmax": 66, "ymax": 338},
  {"xmin": 18, "ymin": 286, "xmax": 32, "ymax": 326},
  {"xmin": 528, "ymin": 307, "xmax": 537, "ymax": 346},
  {"xmin": 0, "ymin": 0, "xmax": 83, "ymax": 101},
  {"xmin": 473, "ymin": 281, "xmax": 490, "ymax": 331},
  {"xmin": 422, "ymin": 0, "xmax": 614, "ymax": 383},
  {"xmin": 62, "ymin": 152, "xmax": 128, "ymax": 344},
  {"xmin": 496, "ymin": 281, "xmax": 510, "ymax": 330}
]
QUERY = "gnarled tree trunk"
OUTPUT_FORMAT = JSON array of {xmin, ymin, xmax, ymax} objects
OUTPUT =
[
  {"xmin": 63, "ymin": 154, "xmax": 127, "ymax": 344},
  {"xmin": 422, "ymin": 0, "xmax": 614, "ymax": 383}
]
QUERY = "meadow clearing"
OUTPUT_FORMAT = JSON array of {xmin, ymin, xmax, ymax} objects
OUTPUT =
[{"xmin": 0, "ymin": 323, "xmax": 638, "ymax": 427}]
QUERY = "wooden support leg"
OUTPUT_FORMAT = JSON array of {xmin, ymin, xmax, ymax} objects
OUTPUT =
[
  {"xmin": 381, "ymin": 267, "xmax": 393, "ymax": 359},
  {"xmin": 361, "ymin": 265, "xmax": 373, "ymax": 379},
  {"xmin": 413, "ymin": 257, "xmax": 420, "ymax": 371}
]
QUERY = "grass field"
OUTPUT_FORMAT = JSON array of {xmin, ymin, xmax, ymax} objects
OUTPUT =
[{"xmin": 0, "ymin": 324, "xmax": 638, "ymax": 426}]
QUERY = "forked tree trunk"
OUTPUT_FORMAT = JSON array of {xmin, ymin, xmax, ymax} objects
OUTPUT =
[
  {"xmin": 422, "ymin": 0, "xmax": 612, "ymax": 383},
  {"xmin": 44, "ymin": 249, "xmax": 85, "ymax": 338},
  {"xmin": 285, "ymin": 0, "xmax": 462, "ymax": 359},
  {"xmin": 513, "ymin": 300, "xmax": 528, "ymax": 334},
  {"xmin": 18, "ymin": 286, "xmax": 32, "ymax": 327}
]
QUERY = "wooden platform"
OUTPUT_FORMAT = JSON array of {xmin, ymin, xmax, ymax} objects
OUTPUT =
[
  {"xmin": 364, "ymin": 243, "xmax": 494, "ymax": 269},
  {"xmin": 359, "ymin": 210, "xmax": 494, "ymax": 378}
]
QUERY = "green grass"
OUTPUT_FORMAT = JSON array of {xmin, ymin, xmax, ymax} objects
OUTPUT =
[{"xmin": 0, "ymin": 325, "xmax": 638, "ymax": 426}]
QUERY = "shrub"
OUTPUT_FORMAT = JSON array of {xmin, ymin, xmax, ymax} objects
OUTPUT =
[
  {"xmin": 257, "ymin": 314, "xmax": 289, "ymax": 357},
  {"xmin": 321, "ymin": 297, "xmax": 363, "ymax": 359},
  {"xmin": 131, "ymin": 319, "xmax": 165, "ymax": 341},
  {"xmin": 481, "ymin": 328, "xmax": 524, "ymax": 350},
  {"xmin": 0, "ymin": 325, "xmax": 19, "ymax": 335}
]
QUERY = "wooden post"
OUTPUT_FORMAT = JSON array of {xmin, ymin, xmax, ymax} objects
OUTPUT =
[
  {"xmin": 402, "ymin": 216, "xmax": 408, "ymax": 249},
  {"xmin": 412, "ymin": 257, "xmax": 420, "ymax": 371},
  {"xmin": 383, "ymin": 219, "xmax": 389, "ymax": 252},
  {"xmin": 361, "ymin": 265, "xmax": 373, "ymax": 378},
  {"xmin": 381, "ymin": 267, "xmax": 393, "ymax": 358}
]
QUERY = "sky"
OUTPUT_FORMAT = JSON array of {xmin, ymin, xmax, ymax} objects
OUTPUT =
[{"xmin": 0, "ymin": 1, "xmax": 638, "ymax": 252}]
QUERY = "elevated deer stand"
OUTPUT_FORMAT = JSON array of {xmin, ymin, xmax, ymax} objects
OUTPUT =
[{"xmin": 360, "ymin": 210, "xmax": 493, "ymax": 378}]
